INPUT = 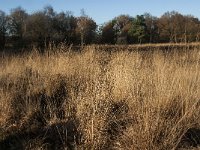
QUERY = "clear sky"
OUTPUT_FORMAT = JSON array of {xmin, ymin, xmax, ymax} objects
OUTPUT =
[{"xmin": 0, "ymin": 0, "xmax": 200, "ymax": 24}]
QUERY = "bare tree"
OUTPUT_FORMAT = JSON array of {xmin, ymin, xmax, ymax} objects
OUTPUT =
[
  {"xmin": 8, "ymin": 7, "xmax": 28, "ymax": 38},
  {"xmin": 76, "ymin": 11, "xmax": 96, "ymax": 46}
]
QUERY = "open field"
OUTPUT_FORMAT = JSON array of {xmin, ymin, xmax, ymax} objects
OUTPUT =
[{"xmin": 0, "ymin": 44, "xmax": 200, "ymax": 149}]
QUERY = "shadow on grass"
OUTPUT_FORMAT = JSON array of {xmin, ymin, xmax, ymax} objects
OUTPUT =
[
  {"xmin": 0, "ymin": 118, "xmax": 82, "ymax": 150},
  {"xmin": 178, "ymin": 128, "xmax": 200, "ymax": 149},
  {"xmin": 0, "ymin": 73, "xmax": 83, "ymax": 150}
]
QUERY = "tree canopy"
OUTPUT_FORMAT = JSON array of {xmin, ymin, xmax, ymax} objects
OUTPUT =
[{"xmin": 1, "ymin": 6, "xmax": 200, "ymax": 50}]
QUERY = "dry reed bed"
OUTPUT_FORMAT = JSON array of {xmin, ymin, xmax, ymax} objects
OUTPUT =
[{"xmin": 0, "ymin": 45, "xmax": 200, "ymax": 149}]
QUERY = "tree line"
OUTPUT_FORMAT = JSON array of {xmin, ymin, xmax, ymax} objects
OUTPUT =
[{"xmin": 1, "ymin": 6, "xmax": 200, "ymax": 50}]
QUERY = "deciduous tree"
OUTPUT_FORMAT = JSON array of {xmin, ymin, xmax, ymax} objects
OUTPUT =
[
  {"xmin": 0, "ymin": 10, "xmax": 7, "ymax": 49},
  {"xmin": 76, "ymin": 15, "xmax": 97, "ymax": 45}
]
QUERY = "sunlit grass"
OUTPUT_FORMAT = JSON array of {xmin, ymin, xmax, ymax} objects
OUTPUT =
[{"xmin": 0, "ymin": 44, "xmax": 200, "ymax": 149}]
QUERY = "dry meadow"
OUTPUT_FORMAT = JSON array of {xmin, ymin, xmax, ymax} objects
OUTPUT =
[{"xmin": 0, "ymin": 44, "xmax": 200, "ymax": 149}]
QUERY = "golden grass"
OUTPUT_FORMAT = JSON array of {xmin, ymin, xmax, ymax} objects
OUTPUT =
[{"xmin": 0, "ymin": 44, "xmax": 200, "ymax": 149}]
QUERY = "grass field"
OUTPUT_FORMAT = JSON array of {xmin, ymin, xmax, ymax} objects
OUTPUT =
[{"xmin": 0, "ymin": 44, "xmax": 200, "ymax": 149}]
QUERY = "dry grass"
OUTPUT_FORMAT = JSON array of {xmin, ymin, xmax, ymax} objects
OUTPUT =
[{"xmin": 0, "ymin": 44, "xmax": 200, "ymax": 149}]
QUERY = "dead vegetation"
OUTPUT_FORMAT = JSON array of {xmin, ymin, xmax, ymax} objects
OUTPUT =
[{"xmin": 0, "ymin": 44, "xmax": 200, "ymax": 149}]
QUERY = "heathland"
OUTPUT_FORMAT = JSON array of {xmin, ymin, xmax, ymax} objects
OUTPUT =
[{"xmin": 0, "ymin": 44, "xmax": 200, "ymax": 149}]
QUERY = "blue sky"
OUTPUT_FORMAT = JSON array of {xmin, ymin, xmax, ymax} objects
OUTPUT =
[{"xmin": 0, "ymin": 0, "xmax": 200, "ymax": 24}]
